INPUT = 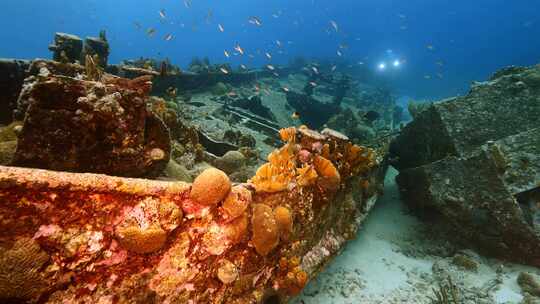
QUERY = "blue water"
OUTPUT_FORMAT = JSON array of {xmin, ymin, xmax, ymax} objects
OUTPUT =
[{"xmin": 1, "ymin": 0, "xmax": 539, "ymax": 99}]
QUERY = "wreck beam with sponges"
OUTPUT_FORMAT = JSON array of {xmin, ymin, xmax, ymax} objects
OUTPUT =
[{"xmin": 0, "ymin": 126, "xmax": 387, "ymax": 304}]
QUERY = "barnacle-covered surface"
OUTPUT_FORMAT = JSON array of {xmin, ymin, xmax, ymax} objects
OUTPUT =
[{"xmin": 0, "ymin": 126, "xmax": 385, "ymax": 304}]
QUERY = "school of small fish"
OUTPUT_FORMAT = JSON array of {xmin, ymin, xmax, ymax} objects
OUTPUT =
[{"xmin": 131, "ymin": 3, "xmax": 454, "ymax": 83}]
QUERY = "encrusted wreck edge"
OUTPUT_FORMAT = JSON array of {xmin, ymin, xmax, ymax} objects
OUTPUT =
[
  {"xmin": 301, "ymin": 193, "xmax": 380, "ymax": 275},
  {"xmin": 0, "ymin": 127, "xmax": 388, "ymax": 304},
  {"xmin": 0, "ymin": 165, "xmax": 190, "ymax": 196}
]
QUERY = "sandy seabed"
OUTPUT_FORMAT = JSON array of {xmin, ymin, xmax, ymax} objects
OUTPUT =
[{"xmin": 293, "ymin": 168, "xmax": 539, "ymax": 304}]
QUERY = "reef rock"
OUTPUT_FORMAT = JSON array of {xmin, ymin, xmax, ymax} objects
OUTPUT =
[
  {"xmin": 0, "ymin": 58, "xmax": 30, "ymax": 124},
  {"xmin": 214, "ymin": 150, "xmax": 247, "ymax": 174},
  {"xmin": 162, "ymin": 159, "xmax": 193, "ymax": 182},
  {"xmin": 392, "ymin": 64, "xmax": 540, "ymax": 267},
  {"xmin": 397, "ymin": 128, "xmax": 540, "ymax": 266},
  {"xmin": 12, "ymin": 65, "xmax": 171, "ymax": 177},
  {"xmin": 0, "ymin": 126, "xmax": 386, "ymax": 303},
  {"xmin": 390, "ymin": 64, "xmax": 540, "ymax": 170}
]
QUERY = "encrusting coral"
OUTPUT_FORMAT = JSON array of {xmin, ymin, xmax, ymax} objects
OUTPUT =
[
  {"xmin": 246, "ymin": 126, "xmax": 376, "ymax": 260},
  {"xmin": 222, "ymin": 185, "xmax": 252, "ymax": 221},
  {"xmin": 217, "ymin": 259, "xmax": 239, "ymax": 284},
  {"xmin": 115, "ymin": 197, "xmax": 183, "ymax": 254},
  {"xmin": 274, "ymin": 205, "xmax": 294, "ymax": 241},
  {"xmin": 313, "ymin": 155, "xmax": 341, "ymax": 191},
  {"xmin": 249, "ymin": 128, "xmax": 298, "ymax": 193},
  {"xmin": 277, "ymin": 256, "xmax": 309, "ymax": 296},
  {"xmin": 0, "ymin": 125, "xmax": 380, "ymax": 303},
  {"xmin": 251, "ymin": 203, "xmax": 280, "ymax": 256},
  {"xmin": 0, "ymin": 237, "xmax": 50, "ymax": 301},
  {"xmin": 250, "ymin": 127, "xmax": 374, "ymax": 195},
  {"xmin": 116, "ymin": 225, "xmax": 167, "ymax": 254},
  {"xmin": 296, "ymin": 164, "xmax": 318, "ymax": 186},
  {"xmin": 223, "ymin": 212, "xmax": 249, "ymax": 245},
  {"xmin": 279, "ymin": 127, "xmax": 297, "ymax": 143}
]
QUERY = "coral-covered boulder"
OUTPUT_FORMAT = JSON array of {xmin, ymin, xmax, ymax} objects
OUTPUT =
[
  {"xmin": 162, "ymin": 159, "xmax": 193, "ymax": 182},
  {"xmin": 12, "ymin": 62, "xmax": 171, "ymax": 177},
  {"xmin": 214, "ymin": 150, "xmax": 246, "ymax": 174}
]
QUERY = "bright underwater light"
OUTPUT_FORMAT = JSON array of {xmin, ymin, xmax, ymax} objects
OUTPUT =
[
  {"xmin": 393, "ymin": 59, "xmax": 400, "ymax": 67},
  {"xmin": 378, "ymin": 62, "xmax": 386, "ymax": 70}
]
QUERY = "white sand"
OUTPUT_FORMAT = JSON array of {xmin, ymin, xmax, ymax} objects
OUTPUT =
[{"xmin": 293, "ymin": 167, "xmax": 540, "ymax": 304}]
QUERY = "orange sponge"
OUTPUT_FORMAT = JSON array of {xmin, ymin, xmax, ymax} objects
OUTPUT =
[
  {"xmin": 274, "ymin": 206, "xmax": 293, "ymax": 241},
  {"xmin": 251, "ymin": 204, "xmax": 279, "ymax": 256},
  {"xmin": 313, "ymin": 156, "xmax": 341, "ymax": 191},
  {"xmin": 190, "ymin": 168, "xmax": 231, "ymax": 206}
]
